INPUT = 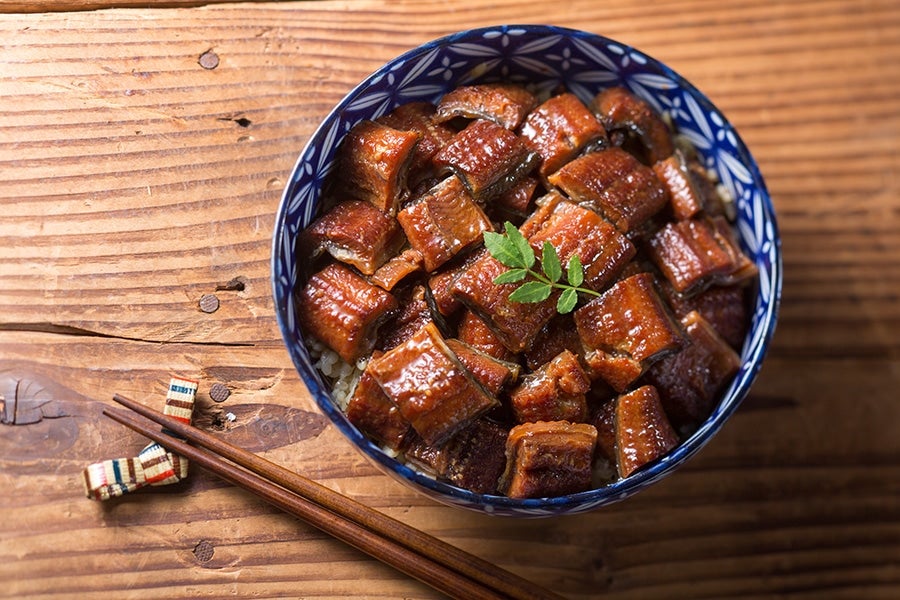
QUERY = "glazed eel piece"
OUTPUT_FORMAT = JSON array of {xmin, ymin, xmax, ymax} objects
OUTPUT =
[
  {"xmin": 653, "ymin": 149, "xmax": 708, "ymax": 221},
  {"xmin": 297, "ymin": 262, "xmax": 398, "ymax": 364},
  {"xmin": 405, "ymin": 419, "xmax": 510, "ymax": 494},
  {"xmin": 368, "ymin": 322, "xmax": 499, "ymax": 447},
  {"xmin": 345, "ymin": 351, "xmax": 412, "ymax": 452},
  {"xmin": 520, "ymin": 92, "xmax": 608, "ymax": 178},
  {"xmin": 433, "ymin": 119, "xmax": 538, "ymax": 203},
  {"xmin": 592, "ymin": 86, "xmax": 675, "ymax": 165},
  {"xmin": 299, "ymin": 199, "xmax": 405, "ymax": 276},
  {"xmin": 661, "ymin": 279, "xmax": 750, "ymax": 350},
  {"xmin": 375, "ymin": 285, "xmax": 435, "ymax": 353},
  {"xmin": 451, "ymin": 248, "xmax": 560, "ymax": 354},
  {"xmin": 456, "ymin": 309, "xmax": 518, "ymax": 363},
  {"xmin": 548, "ymin": 146, "xmax": 668, "ymax": 233},
  {"xmin": 397, "ymin": 176, "xmax": 493, "ymax": 272},
  {"xmin": 370, "ymin": 248, "xmax": 424, "ymax": 292},
  {"xmin": 614, "ymin": 385, "xmax": 679, "ymax": 478},
  {"xmin": 435, "ymin": 82, "xmax": 538, "ymax": 130},
  {"xmin": 499, "ymin": 420, "xmax": 598, "ymax": 499},
  {"xmin": 647, "ymin": 215, "xmax": 758, "ymax": 295},
  {"xmin": 508, "ymin": 349, "xmax": 590, "ymax": 424},
  {"xmin": 644, "ymin": 310, "xmax": 741, "ymax": 434},
  {"xmin": 377, "ymin": 101, "xmax": 457, "ymax": 187},
  {"xmin": 335, "ymin": 120, "xmax": 420, "ymax": 216},
  {"xmin": 574, "ymin": 272, "xmax": 684, "ymax": 392},
  {"xmin": 445, "ymin": 338, "xmax": 521, "ymax": 397},
  {"xmin": 522, "ymin": 192, "xmax": 636, "ymax": 292}
]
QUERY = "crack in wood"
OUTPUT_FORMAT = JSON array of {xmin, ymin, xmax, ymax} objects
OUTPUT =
[
  {"xmin": 1, "ymin": 1, "xmax": 230, "ymax": 14},
  {"xmin": 0, "ymin": 322, "xmax": 255, "ymax": 347}
]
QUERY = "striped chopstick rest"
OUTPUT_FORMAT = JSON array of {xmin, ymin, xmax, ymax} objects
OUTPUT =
[
  {"xmin": 82, "ymin": 456, "xmax": 146, "ymax": 501},
  {"xmin": 164, "ymin": 377, "xmax": 198, "ymax": 426},
  {"xmin": 143, "ymin": 376, "xmax": 198, "ymax": 483},
  {"xmin": 138, "ymin": 442, "xmax": 189, "ymax": 486},
  {"xmin": 83, "ymin": 377, "xmax": 198, "ymax": 500},
  {"xmin": 82, "ymin": 447, "xmax": 188, "ymax": 499}
]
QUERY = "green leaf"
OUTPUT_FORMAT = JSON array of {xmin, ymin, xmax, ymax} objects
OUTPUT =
[
  {"xmin": 485, "ymin": 223, "xmax": 594, "ymax": 314},
  {"xmin": 493, "ymin": 269, "xmax": 527, "ymax": 285},
  {"xmin": 557, "ymin": 287, "xmax": 578, "ymax": 314},
  {"xmin": 567, "ymin": 254, "xmax": 584, "ymax": 287},
  {"xmin": 483, "ymin": 230, "xmax": 526, "ymax": 269},
  {"xmin": 541, "ymin": 242, "xmax": 562, "ymax": 283},
  {"xmin": 504, "ymin": 221, "xmax": 535, "ymax": 269},
  {"xmin": 508, "ymin": 281, "xmax": 552, "ymax": 304}
]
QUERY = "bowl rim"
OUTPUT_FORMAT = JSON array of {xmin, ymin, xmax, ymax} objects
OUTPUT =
[{"xmin": 272, "ymin": 24, "xmax": 783, "ymax": 515}]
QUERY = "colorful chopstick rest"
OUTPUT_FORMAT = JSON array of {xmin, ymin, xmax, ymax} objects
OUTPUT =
[
  {"xmin": 164, "ymin": 377, "xmax": 198, "ymax": 426},
  {"xmin": 81, "ymin": 447, "xmax": 188, "ymax": 500},
  {"xmin": 82, "ymin": 456, "xmax": 146, "ymax": 501},
  {"xmin": 137, "ymin": 442, "xmax": 187, "ymax": 486},
  {"xmin": 83, "ymin": 377, "xmax": 198, "ymax": 500},
  {"xmin": 152, "ymin": 377, "xmax": 198, "ymax": 480}
]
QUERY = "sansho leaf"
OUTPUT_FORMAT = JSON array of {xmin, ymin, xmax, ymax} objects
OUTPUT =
[
  {"xmin": 483, "ymin": 230, "xmax": 526, "ymax": 269},
  {"xmin": 541, "ymin": 241, "xmax": 562, "ymax": 283},
  {"xmin": 483, "ymin": 221, "xmax": 595, "ymax": 313},
  {"xmin": 493, "ymin": 268, "xmax": 528, "ymax": 285},
  {"xmin": 567, "ymin": 254, "xmax": 584, "ymax": 287},
  {"xmin": 508, "ymin": 281, "xmax": 552, "ymax": 303},
  {"xmin": 504, "ymin": 221, "xmax": 536, "ymax": 269},
  {"xmin": 557, "ymin": 287, "xmax": 578, "ymax": 314}
]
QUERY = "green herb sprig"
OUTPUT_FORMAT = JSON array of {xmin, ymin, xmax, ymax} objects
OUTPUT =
[{"xmin": 483, "ymin": 222, "xmax": 601, "ymax": 314}]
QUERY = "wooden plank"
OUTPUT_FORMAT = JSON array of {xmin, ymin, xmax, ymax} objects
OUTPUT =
[
  {"xmin": 0, "ymin": 0, "xmax": 227, "ymax": 13},
  {"xmin": 1, "ymin": 334, "xmax": 898, "ymax": 598},
  {"xmin": 1, "ymin": 0, "xmax": 898, "ymax": 356}
]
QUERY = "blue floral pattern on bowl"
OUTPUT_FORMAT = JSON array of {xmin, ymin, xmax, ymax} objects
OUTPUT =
[{"xmin": 272, "ymin": 25, "xmax": 782, "ymax": 517}]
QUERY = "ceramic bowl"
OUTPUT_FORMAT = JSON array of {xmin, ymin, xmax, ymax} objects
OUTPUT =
[{"xmin": 272, "ymin": 25, "xmax": 782, "ymax": 516}]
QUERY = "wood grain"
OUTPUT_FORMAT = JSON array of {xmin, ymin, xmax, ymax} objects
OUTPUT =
[
  {"xmin": 0, "ymin": 1, "xmax": 235, "ymax": 13},
  {"xmin": 1, "ymin": 0, "xmax": 899, "ymax": 598}
]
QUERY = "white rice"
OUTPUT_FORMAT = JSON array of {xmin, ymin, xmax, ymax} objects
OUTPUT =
[
  {"xmin": 716, "ymin": 182, "xmax": 737, "ymax": 221},
  {"xmin": 307, "ymin": 339, "xmax": 364, "ymax": 411}
]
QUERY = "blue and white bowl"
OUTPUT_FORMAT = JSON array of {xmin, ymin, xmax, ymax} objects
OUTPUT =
[{"xmin": 272, "ymin": 25, "xmax": 782, "ymax": 517}]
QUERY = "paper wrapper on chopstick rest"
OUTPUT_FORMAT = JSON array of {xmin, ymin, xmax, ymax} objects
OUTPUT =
[{"xmin": 83, "ymin": 377, "xmax": 197, "ymax": 500}]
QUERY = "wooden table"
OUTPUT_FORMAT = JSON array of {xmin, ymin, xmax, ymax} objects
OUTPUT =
[{"xmin": 2, "ymin": 1, "xmax": 898, "ymax": 598}]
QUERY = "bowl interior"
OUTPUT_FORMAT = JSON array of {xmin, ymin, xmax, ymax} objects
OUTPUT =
[{"xmin": 272, "ymin": 25, "xmax": 782, "ymax": 516}]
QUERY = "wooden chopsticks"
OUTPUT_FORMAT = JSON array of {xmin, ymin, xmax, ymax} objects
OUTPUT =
[{"xmin": 104, "ymin": 394, "xmax": 566, "ymax": 600}]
